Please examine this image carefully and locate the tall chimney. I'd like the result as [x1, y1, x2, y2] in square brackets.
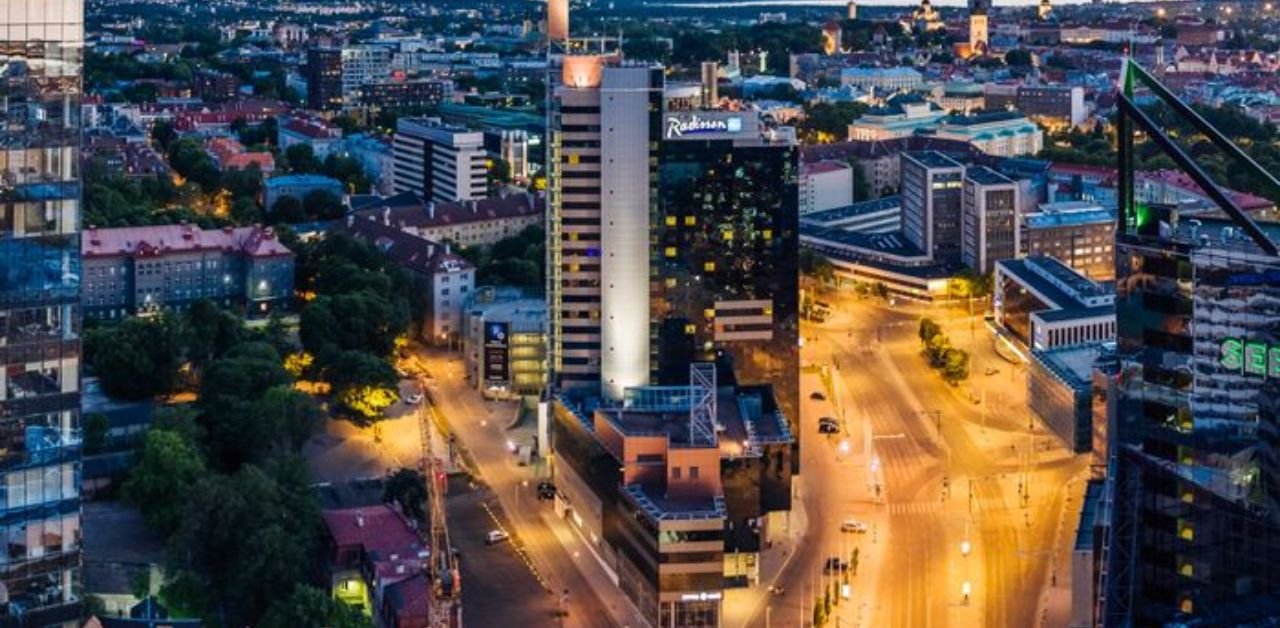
[701, 61, 719, 107]
[548, 0, 569, 42]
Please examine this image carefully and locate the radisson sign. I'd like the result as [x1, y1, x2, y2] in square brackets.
[1219, 338, 1280, 379]
[665, 114, 743, 139]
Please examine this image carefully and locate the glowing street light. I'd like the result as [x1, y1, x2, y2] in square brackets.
[961, 539, 972, 556]
[962, 581, 972, 603]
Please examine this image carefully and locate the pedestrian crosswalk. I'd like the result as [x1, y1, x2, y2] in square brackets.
[885, 496, 1013, 515]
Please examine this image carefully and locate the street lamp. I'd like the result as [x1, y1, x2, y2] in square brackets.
[960, 539, 971, 556]
[962, 581, 972, 604]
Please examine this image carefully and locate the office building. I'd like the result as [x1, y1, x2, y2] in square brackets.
[392, 118, 487, 203]
[357, 79, 451, 110]
[81, 225, 295, 320]
[1028, 343, 1108, 453]
[305, 47, 344, 110]
[1022, 201, 1116, 281]
[961, 166, 1019, 274]
[484, 129, 530, 182]
[983, 84, 1087, 130]
[551, 367, 792, 628]
[463, 291, 547, 396]
[0, 2, 85, 623]
[901, 151, 965, 263]
[994, 255, 1114, 351]
[799, 160, 853, 215]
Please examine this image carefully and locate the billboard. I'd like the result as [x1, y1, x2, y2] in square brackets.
[484, 322, 509, 385]
[663, 112, 749, 140]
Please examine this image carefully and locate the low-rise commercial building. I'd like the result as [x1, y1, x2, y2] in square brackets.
[81, 224, 295, 319]
[551, 365, 792, 628]
[1022, 201, 1116, 281]
[322, 505, 438, 628]
[463, 290, 547, 396]
[983, 84, 1087, 130]
[839, 66, 923, 92]
[277, 115, 344, 159]
[929, 111, 1043, 157]
[994, 255, 1114, 351]
[1028, 343, 1107, 453]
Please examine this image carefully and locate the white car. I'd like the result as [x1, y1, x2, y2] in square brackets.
[485, 530, 510, 545]
[405, 393, 423, 405]
[840, 518, 869, 534]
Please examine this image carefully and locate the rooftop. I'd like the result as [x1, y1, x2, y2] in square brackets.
[82, 224, 292, 259]
[264, 173, 343, 188]
[622, 483, 726, 521]
[800, 160, 851, 176]
[965, 165, 1014, 186]
[800, 196, 902, 228]
[350, 191, 544, 230]
[997, 256, 1113, 309]
[340, 215, 473, 276]
[1025, 203, 1115, 230]
[322, 505, 424, 560]
[904, 150, 964, 170]
[938, 110, 1029, 127]
[1032, 342, 1109, 391]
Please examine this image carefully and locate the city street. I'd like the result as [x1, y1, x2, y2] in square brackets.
[407, 348, 642, 628]
[765, 288, 1089, 628]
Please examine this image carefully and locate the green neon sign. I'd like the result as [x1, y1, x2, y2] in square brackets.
[1220, 339, 1280, 379]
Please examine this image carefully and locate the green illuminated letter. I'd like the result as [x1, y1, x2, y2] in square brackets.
[1245, 342, 1268, 377]
[1270, 347, 1280, 380]
[1221, 339, 1244, 372]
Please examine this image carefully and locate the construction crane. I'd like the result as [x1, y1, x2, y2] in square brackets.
[418, 375, 462, 628]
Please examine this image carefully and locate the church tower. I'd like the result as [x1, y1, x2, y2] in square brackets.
[1038, 0, 1054, 21]
[847, 0, 857, 20]
[969, 0, 990, 55]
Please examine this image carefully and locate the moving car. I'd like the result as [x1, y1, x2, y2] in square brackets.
[840, 518, 868, 534]
[485, 530, 510, 545]
[537, 481, 557, 501]
[823, 557, 849, 573]
[818, 417, 840, 434]
[810, 391, 826, 401]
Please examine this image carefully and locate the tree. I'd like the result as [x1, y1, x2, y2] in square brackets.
[488, 157, 512, 193]
[924, 332, 951, 368]
[320, 349, 399, 424]
[1004, 48, 1034, 67]
[272, 195, 306, 223]
[84, 315, 186, 400]
[799, 102, 868, 143]
[323, 153, 372, 193]
[198, 342, 292, 470]
[918, 317, 942, 345]
[301, 291, 406, 358]
[255, 385, 323, 452]
[303, 189, 345, 220]
[800, 249, 836, 283]
[942, 348, 970, 383]
[383, 467, 428, 522]
[285, 144, 323, 174]
[185, 299, 246, 372]
[260, 586, 373, 628]
[122, 429, 207, 535]
[152, 119, 178, 153]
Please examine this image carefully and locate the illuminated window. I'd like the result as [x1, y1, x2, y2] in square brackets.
[703, 308, 715, 320]
[1179, 562, 1194, 577]
[569, 232, 578, 241]
[684, 324, 696, 335]
[762, 229, 773, 239]
[704, 261, 716, 272]
[1179, 523, 1194, 541]
[722, 230, 733, 241]
[568, 153, 580, 165]
[665, 278, 677, 288]
[684, 216, 696, 226]
[665, 247, 677, 257]
[1180, 599, 1193, 614]
[1181, 490, 1194, 504]
[569, 263, 580, 273]
[665, 216, 677, 227]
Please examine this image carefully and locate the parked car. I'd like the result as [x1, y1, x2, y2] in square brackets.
[405, 393, 423, 405]
[840, 518, 868, 534]
[818, 417, 840, 434]
[823, 557, 849, 573]
[485, 530, 510, 545]
[810, 391, 826, 401]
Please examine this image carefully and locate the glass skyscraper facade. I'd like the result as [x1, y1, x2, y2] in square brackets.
[1104, 208, 1280, 625]
[0, 1, 84, 625]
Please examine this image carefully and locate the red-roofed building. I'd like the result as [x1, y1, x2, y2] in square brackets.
[81, 224, 294, 319]
[349, 191, 544, 248]
[204, 136, 275, 173]
[339, 215, 476, 345]
[322, 505, 439, 628]
[277, 115, 344, 159]
[172, 99, 290, 134]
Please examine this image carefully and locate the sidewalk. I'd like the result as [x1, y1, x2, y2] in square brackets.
[723, 475, 811, 628]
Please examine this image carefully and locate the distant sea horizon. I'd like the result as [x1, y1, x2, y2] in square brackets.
[643, 0, 1148, 7]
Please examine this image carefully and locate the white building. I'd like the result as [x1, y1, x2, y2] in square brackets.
[340, 45, 393, 103]
[392, 118, 487, 203]
[800, 160, 854, 215]
[839, 67, 924, 92]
